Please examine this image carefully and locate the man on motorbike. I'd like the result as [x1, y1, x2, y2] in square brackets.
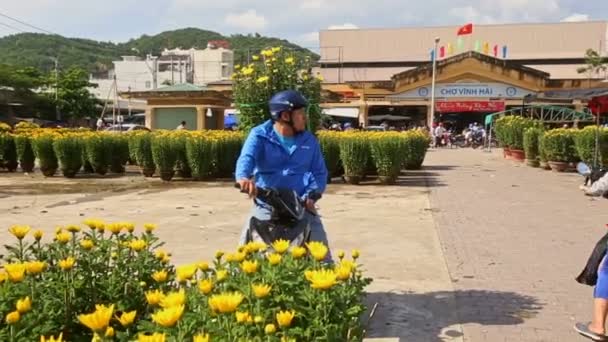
[580, 171, 608, 197]
[235, 90, 331, 257]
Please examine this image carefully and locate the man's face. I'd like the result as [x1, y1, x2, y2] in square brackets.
[282, 108, 307, 131]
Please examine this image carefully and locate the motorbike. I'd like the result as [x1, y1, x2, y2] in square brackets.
[577, 162, 607, 187]
[237, 185, 321, 249]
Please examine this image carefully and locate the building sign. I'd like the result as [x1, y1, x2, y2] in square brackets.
[435, 101, 505, 113]
[390, 83, 535, 99]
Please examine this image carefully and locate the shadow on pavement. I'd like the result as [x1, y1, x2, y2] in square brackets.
[364, 289, 542, 342]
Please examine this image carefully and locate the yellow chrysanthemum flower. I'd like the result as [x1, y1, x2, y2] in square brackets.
[285, 57, 295, 64]
[4, 263, 26, 282]
[254, 315, 263, 323]
[235, 311, 252, 323]
[145, 290, 165, 306]
[33, 229, 43, 241]
[291, 246, 307, 259]
[138, 332, 166, 342]
[25, 260, 46, 274]
[276, 310, 296, 328]
[9, 225, 30, 239]
[251, 55, 260, 61]
[244, 241, 266, 253]
[242, 67, 254, 76]
[352, 249, 361, 259]
[334, 264, 352, 281]
[40, 333, 64, 342]
[198, 279, 214, 295]
[160, 289, 186, 308]
[208, 292, 244, 313]
[267, 253, 282, 265]
[215, 250, 224, 259]
[154, 250, 167, 260]
[271, 239, 290, 254]
[55, 231, 71, 244]
[144, 223, 157, 233]
[252, 284, 272, 298]
[0, 270, 7, 283]
[256, 76, 270, 83]
[305, 269, 337, 290]
[78, 304, 114, 332]
[337, 250, 345, 259]
[58, 257, 75, 271]
[176, 264, 197, 283]
[80, 239, 95, 250]
[5, 310, 20, 324]
[16, 296, 32, 313]
[193, 334, 210, 342]
[107, 223, 123, 235]
[265, 323, 276, 334]
[66, 224, 81, 233]
[129, 239, 147, 252]
[307, 241, 328, 261]
[151, 304, 184, 327]
[215, 269, 228, 282]
[241, 260, 259, 274]
[197, 261, 209, 271]
[117, 310, 136, 327]
[105, 327, 115, 337]
[152, 270, 168, 283]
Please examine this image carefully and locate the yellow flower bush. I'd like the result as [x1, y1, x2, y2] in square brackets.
[0, 220, 371, 341]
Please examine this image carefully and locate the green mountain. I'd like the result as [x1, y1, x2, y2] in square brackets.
[0, 28, 318, 73]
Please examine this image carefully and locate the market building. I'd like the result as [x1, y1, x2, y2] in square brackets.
[318, 21, 608, 129]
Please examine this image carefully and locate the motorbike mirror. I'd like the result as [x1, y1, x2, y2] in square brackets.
[577, 162, 591, 176]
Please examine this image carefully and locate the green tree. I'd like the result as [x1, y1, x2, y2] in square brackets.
[577, 48, 607, 88]
[50, 67, 98, 121]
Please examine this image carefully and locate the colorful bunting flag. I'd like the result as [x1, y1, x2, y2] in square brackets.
[483, 42, 490, 55]
[447, 43, 453, 55]
[457, 37, 464, 51]
[493, 45, 498, 57]
[440, 46, 445, 58]
[474, 40, 481, 52]
[502, 45, 508, 59]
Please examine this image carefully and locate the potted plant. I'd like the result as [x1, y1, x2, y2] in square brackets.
[338, 133, 369, 184]
[318, 131, 342, 183]
[186, 132, 217, 180]
[370, 133, 404, 184]
[129, 132, 156, 177]
[0, 133, 18, 172]
[84, 133, 112, 175]
[505, 116, 536, 162]
[53, 134, 83, 178]
[14, 134, 35, 172]
[151, 132, 178, 181]
[494, 116, 511, 158]
[403, 130, 431, 170]
[173, 131, 192, 178]
[31, 132, 58, 177]
[214, 131, 244, 178]
[523, 127, 543, 167]
[542, 128, 576, 172]
[574, 125, 608, 167]
[107, 134, 130, 174]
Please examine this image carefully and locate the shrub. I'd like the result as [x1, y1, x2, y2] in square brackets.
[318, 131, 342, 179]
[214, 131, 244, 178]
[402, 130, 431, 170]
[538, 132, 548, 163]
[129, 132, 156, 177]
[0, 122, 11, 133]
[108, 134, 130, 174]
[151, 132, 179, 181]
[541, 128, 577, 162]
[14, 121, 40, 131]
[14, 134, 35, 172]
[523, 127, 543, 162]
[369, 132, 405, 183]
[574, 126, 608, 167]
[53, 134, 83, 178]
[173, 131, 192, 178]
[338, 133, 370, 183]
[31, 132, 59, 176]
[0, 221, 371, 341]
[186, 132, 217, 180]
[0, 133, 18, 172]
[85, 133, 112, 175]
[233, 46, 322, 132]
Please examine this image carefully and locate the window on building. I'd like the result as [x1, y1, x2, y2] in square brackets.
[145, 81, 151, 89]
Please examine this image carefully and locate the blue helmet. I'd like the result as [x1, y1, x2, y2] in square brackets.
[268, 90, 308, 120]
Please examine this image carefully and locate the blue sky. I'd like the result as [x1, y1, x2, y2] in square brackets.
[1, 0, 607, 48]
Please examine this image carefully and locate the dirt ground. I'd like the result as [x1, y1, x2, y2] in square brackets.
[0, 168, 458, 342]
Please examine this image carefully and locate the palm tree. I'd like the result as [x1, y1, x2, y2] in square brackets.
[577, 48, 607, 88]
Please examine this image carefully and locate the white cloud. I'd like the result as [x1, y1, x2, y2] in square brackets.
[224, 9, 267, 31]
[561, 13, 590, 22]
[327, 23, 358, 30]
[299, 31, 319, 44]
[300, 0, 325, 9]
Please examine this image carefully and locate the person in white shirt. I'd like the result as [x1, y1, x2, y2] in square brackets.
[96, 118, 104, 131]
[176, 121, 187, 130]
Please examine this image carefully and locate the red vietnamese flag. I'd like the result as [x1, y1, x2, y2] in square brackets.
[457, 23, 473, 35]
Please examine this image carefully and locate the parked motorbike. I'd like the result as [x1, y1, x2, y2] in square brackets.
[237, 185, 321, 249]
[577, 162, 607, 187]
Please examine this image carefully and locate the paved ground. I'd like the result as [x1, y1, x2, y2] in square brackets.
[426, 148, 608, 342]
[1, 148, 607, 341]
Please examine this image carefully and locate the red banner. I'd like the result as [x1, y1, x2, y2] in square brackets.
[435, 101, 505, 113]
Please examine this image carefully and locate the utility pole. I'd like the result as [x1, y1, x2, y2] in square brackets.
[145, 55, 158, 89]
[50, 57, 60, 121]
[429, 37, 440, 128]
[171, 55, 174, 85]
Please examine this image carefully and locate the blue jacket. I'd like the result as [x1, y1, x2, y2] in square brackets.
[235, 120, 328, 198]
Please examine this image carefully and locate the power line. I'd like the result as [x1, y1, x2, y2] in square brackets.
[0, 11, 57, 35]
[0, 21, 25, 33]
